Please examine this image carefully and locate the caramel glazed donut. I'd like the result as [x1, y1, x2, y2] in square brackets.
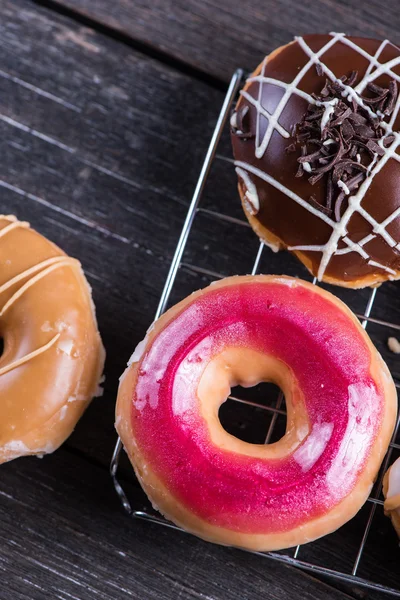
[231, 34, 400, 288]
[0, 216, 105, 463]
[117, 276, 397, 551]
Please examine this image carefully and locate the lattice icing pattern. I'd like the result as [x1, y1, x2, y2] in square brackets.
[232, 33, 400, 284]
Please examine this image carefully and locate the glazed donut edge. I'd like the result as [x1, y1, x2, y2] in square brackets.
[116, 275, 397, 551]
[239, 179, 400, 289]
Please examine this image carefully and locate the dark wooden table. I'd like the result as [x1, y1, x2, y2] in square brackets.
[1, 1, 400, 598]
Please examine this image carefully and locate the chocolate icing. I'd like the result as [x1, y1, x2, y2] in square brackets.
[231, 34, 400, 285]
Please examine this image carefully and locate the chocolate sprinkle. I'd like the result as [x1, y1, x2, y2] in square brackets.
[289, 67, 399, 218]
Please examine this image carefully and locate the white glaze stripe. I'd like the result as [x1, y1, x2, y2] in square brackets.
[358, 39, 388, 87]
[0, 256, 78, 295]
[255, 33, 345, 159]
[342, 236, 370, 260]
[235, 167, 260, 214]
[0, 218, 81, 378]
[236, 33, 400, 279]
[336, 37, 400, 92]
[240, 90, 290, 139]
[296, 36, 385, 126]
[0, 333, 61, 376]
[0, 258, 78, 316]
[368, 260, 396, 275]
[246, 75, 317, 105]
[234, 160, 336, 227]
[0, 220, 29, 239]
[255, 56, 267, 153]
[335, 233, 376, 256]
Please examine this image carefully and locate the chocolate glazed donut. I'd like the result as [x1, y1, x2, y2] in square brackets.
[231, 33, 400, 288]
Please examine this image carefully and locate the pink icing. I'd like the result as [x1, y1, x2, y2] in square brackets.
[132, 281, 384, 534]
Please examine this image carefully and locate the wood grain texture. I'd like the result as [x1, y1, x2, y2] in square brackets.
[0, 0, 222, 473]
[34, 0, 400, 82]
[0, 449, 362, 600]
[1, 0, 400, 598]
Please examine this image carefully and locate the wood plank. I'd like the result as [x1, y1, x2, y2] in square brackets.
[35, 0, 400, 82]
[0, 449, 358, 600]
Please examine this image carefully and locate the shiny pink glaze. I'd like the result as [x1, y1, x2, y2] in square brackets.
[132, 282, 384, 534]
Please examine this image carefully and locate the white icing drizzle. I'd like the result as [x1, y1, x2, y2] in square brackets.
[235, 167, 260, 214]
[320, 99, 338, 131]
[337, 180, 350, 195]
[0, 219, 29, 239]
[0, 256, 78, 295]
[0, 258, 79, 317]
[366, 152, 379, 175]
[230, 112, 238, 129]
[234, 161, 336, 227]
[354, 39, 388, 90]
[335, 232, 376, 256]
[0, 217, 81, 377]
[236, 33, 400, 280]
[0, 333, 60, 376]
[240, 90, 290, 139]
[302, 162, 312, 173]
[367, 259, 396, 275]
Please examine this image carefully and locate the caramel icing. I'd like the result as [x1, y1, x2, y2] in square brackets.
[0, 215, 105, 463]
[231, 34, 400, 287]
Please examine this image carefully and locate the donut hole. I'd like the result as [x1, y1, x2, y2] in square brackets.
[219, 382, 286, 445]
[199, 347, 307, 454]
[0, 338, 3, 357]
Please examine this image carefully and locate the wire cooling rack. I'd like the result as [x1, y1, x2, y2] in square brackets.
[111, 70, 400, 597]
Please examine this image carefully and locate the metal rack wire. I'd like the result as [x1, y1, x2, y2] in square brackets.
[111, 70, 400, 597]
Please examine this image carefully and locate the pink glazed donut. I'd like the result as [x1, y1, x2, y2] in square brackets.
[116, 275, 397, 551]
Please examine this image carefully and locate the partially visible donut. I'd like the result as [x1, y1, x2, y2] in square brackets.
[116, 275, 397, 551]
[0, 215, 105, 463]
[383, 458, 400, 537]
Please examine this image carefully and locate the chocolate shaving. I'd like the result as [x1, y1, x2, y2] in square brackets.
[288, 69, 398, 217]
[285, 142, 297, 154]
[368, 82, 386, 95]
[385, 81, 398, 115]
[335, 192, 346, 222]
[309, 194, 332, 216]
[383, 134, 396, 147]
[366, 139, 385, 156]
[326, 175, 334, 211]
[346, 71, 358, 87]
